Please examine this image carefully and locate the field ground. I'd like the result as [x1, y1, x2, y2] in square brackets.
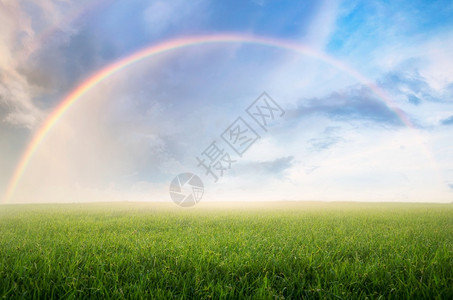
[0, 202, 452, 299]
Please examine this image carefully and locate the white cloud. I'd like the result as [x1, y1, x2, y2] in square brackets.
[0, 0, 90, 129]
[303, 0, 340, 49]
[0, 1, 39, 128]
[143, 0, 207, 36]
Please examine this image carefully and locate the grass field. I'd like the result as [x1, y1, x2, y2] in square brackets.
[0, 202, 452, 299]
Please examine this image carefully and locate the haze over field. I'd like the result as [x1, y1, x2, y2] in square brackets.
[1, 0, 453, 203]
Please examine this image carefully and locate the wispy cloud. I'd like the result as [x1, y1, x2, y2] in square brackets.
[234, 156, 295, 176]
[441, 116, 453, 125]
[143, 0, 207, 37]
[308, 136, 343, 152]
[288, 85, 405, 127]
[303, 0, 340, 49]
[378, 69, 439, 104]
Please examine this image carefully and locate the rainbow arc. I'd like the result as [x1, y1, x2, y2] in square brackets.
[3, 33, 438, 202]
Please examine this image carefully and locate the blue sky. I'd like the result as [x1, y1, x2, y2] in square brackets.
[1, 0, 452, 203]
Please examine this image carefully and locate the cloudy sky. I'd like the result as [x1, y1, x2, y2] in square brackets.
[1, 0, 453, 203]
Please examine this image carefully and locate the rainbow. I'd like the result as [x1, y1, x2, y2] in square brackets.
[2, 33, 431, 202]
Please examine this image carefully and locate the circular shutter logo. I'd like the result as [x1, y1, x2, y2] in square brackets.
[169, 173, 204, 207]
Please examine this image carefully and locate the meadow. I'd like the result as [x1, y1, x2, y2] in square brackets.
[0, 202, 452, 299]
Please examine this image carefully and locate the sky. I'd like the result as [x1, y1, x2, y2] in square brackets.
[1, 0, 453, 203]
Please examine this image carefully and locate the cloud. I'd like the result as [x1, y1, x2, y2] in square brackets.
[0, 0, 93, 129]
[378, 69, 439, 104]
[308, 136, 342, 152]
[143, 0, 207, 37]
[448, 183, 453, 190]
[256, 156, 295, 174]
[232, 156, 295, 177]
[407, 95, 421, 105]
[0, 1, 40, 129]
[303, 0, 340, 49]
[375, 60, 453, 106]
[288, 85, 405, 127]
[251, 0, 265, 6]
[441, 116, 453, 125]
[282, 65, 453, 130]
[0, 70, 42, 129]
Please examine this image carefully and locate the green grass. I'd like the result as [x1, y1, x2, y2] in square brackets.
[0, 202, 452, 299]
